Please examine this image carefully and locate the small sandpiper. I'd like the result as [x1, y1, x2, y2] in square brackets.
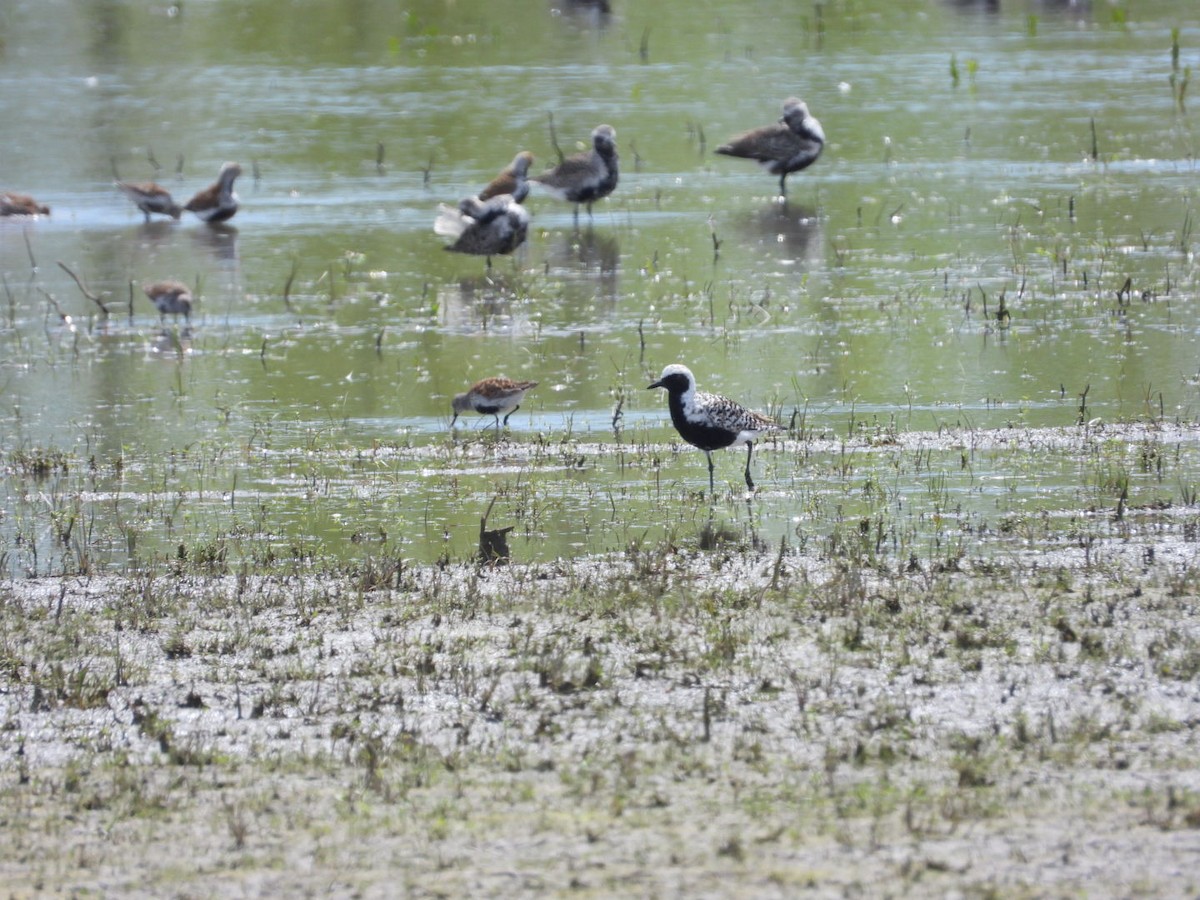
[435, 180, 531, 268]
[531, 124, 618, 225]
[117, 181, 183, 221]
[143, 280, 193, 322]
[0, 192, 50, 216]
[451, 377, 539, 431]
[715, 98, 825, 198]
[648, 363, 781, 492]
[478, 150, 534, 202]
[184, 162, 243, 223]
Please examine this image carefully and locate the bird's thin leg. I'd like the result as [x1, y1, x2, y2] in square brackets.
[779, 173, 787, 198]
[572, 205, 580, 229]
[705, 450, 715, 494]
[744, 443, 756, 491]
[450, 414, 459, 428]
[493, 415, 503, 432]
[502, 405, 519, 427]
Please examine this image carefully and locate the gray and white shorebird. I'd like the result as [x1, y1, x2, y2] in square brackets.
[450, 377, 539, 431]
[435, 180, 531, 268]
[0, 192, 50, 216]
[648, 363, 781, 492]
[715, 98, 825, 198]
[531, 124, 618, 224]
[184, 161, 243, 223]
[478, 150, 534, 202]
[143, 280, 193, 322]
[117, 181, 183, 221]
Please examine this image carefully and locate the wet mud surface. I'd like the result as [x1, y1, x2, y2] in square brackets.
[2, 518, 1198, 897]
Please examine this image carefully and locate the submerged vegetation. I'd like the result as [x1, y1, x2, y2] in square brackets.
[2, 419, 1197, 578]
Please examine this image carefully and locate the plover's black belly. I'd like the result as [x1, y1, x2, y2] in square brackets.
[567, 183, 602, 203]
[667, 404, 739, 451]
[767, 156, 794, 176]
[571, 168, 617, 204]
[203, 207, 237, 223]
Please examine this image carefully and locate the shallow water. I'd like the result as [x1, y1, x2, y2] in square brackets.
[1, 0, 1198, 572]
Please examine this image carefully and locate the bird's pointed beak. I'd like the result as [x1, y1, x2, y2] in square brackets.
[648, 379, 663, 390]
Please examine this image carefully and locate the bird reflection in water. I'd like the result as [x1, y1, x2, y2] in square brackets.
[147, 325, 194, 357]
[188, 222, 239, 265]
[436, 271, 532, 332]
[550, 0, 613, 29]
[549, 226, 619, 273]
[735, 204, 823, 265]
[132, 218, 181, 246]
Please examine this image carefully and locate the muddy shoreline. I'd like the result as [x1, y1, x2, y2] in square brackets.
[2, 530, 1198, 897]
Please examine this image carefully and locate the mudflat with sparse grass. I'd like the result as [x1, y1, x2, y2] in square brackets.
[2, 522, 1198, 897]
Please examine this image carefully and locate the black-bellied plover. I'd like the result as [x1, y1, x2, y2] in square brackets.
[450, 377, 539, 430]
[143, 280, 193, 322]
[117, 181, 183, 222]
[184, 162, 243, 223]
[531, 124, 618, 224]
[0, 192, 50, 216]
[435, 180, 531, 268]
[648, 363, 780, 492]
[478, 151, 534, 202]
[715, 98, 824, 198]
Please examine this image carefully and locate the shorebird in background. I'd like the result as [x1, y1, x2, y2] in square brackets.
[648, 363, 781, 492]
[478, 151, 534, 202]
[715, 98, 825, 198]
[0, 192, 50, 216]
[435, 180, 531, 268]
[143, 280, 193, 322]
[450, 377, 539, 431]
[117, 181, 183, 221]
[531, 124, 618, 225]
[184, 162, 243, 223]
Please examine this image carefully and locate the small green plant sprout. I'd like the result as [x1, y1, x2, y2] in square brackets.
[1169, 26, 1189, 111]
